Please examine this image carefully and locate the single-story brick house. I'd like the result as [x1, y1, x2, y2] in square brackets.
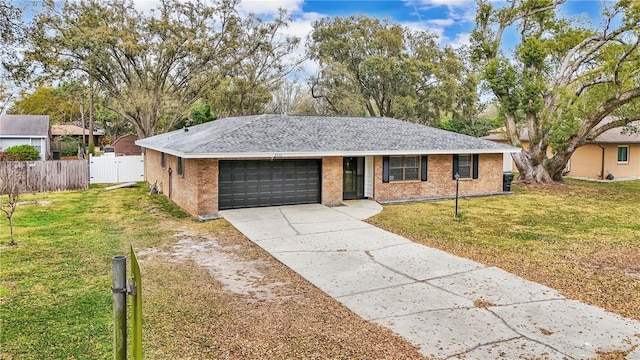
[484, 121, 640, 180]
[136, 114, 519, 218]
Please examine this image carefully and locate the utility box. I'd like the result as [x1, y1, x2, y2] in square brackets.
[503, 172, 515, 191]
[102, 146, 115, 157]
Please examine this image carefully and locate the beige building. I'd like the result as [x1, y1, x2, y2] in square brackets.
[484, 122, 640, 180]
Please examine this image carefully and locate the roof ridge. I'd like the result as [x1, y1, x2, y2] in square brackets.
[192, 114, 267, 152]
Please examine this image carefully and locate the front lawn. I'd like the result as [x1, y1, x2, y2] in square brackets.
[0, 185, 424, 359]
[368, 179, 640, 321]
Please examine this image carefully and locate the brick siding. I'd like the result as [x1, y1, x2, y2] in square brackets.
[144, 151, 504, 217]
[321, 156, 343, 206]
[373, 154, 503, 202]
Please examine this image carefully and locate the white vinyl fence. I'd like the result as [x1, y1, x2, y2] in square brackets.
[90, 154, 145, 184]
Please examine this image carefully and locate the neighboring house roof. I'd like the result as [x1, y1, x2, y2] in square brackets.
[591, 121, 640, 143]
[52, 124, 104, 136]
[482, 127, 529, 142]
[0, 115, 50, 137]
[137, 114, 519, 158]
[112, 134, 138, 145]
[484, 120, 640, 144]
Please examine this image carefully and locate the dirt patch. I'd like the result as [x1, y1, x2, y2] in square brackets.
[16, 200, 53, 207]
[538, 327, 554, 336]
[138, 228, 287, 302]
[140, 221, 427, 359]
[473, 299, 496, 308]
[573, 246, 640, 278]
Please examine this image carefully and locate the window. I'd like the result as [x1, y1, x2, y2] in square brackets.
[160, 152, 166, 169]
[30, 138, 41, 154]
[457, 154, 472, 178]
[453, 154, 479, 179]
[618, 146, 629, 163]
[382, 156, 428, 183]
[176, 156, 185, 177]
[388, 156, 419, 181]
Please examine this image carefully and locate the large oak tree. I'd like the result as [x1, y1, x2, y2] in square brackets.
[472, 0, 640, 182]
[307, 15, 480, 126]
[0, 0, 26, 113]
[207, 9, 304, 117]
[27, 0, 298, 138]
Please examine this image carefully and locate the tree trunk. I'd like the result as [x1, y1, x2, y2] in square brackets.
[513, 151, 554, 183]
[513, 148, 575, 183]
[80, 102, 86, 154]
[88, 80, 95, 154]
[8, 215, 15, 246]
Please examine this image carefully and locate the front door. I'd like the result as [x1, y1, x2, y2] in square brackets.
[343, 157, 364, 200]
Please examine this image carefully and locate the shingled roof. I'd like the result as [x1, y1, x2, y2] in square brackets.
[136, 114, 519, 158]
[51, 124, 104, 136]
[0, 115, 50, 137]
[484, 119, 640, 144]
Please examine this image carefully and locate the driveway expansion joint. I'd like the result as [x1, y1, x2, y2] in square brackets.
[483, 305, 577, 360]
[279, 209, 301, 235]
[334, 281, 418, 299]
[364, 248, 423, 283]
[221, 204, 640, 360]
[444, 335, 525, 360]
[419, 267, 488, 282]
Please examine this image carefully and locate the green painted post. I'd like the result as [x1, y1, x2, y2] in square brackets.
[112, 256, 127, 360]
[130, 245, 142, 360]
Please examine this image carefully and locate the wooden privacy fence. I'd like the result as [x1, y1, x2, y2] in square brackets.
[0, 160, 88, 193]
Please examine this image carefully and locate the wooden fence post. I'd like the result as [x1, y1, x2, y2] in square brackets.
[130, 246, 142, 360]
[112, 256, 127, 360]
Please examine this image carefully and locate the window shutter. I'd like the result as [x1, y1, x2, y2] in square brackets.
[421, 156, 428, 181]
[382, 156, 390, 183]
[452, 154, 459, 179]
[472, 154, 479, 179]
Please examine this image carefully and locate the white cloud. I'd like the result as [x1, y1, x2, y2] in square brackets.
[238, 0, 304, 16]
[426, 18, 455, 26]
[409, 0, 476, 22]
[128, 0, 306, 17]
[401, 20, 446, 40]
[280, 12, 327, 77]
[403, 0, 476, 47]
[412, 0, 474, 9]
[448, 32, 471, 49]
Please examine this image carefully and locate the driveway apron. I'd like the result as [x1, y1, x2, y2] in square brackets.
[220, 203, 640, 360]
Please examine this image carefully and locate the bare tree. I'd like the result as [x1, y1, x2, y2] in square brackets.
[0, 163, 24, 246]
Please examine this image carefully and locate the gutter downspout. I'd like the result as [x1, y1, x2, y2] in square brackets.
[597, 144, 605, 180]
[370, 156, 376, 201]
[167, 167, 173, 199]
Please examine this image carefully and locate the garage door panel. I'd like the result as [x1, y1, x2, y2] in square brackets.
[218, 159, 321, 210]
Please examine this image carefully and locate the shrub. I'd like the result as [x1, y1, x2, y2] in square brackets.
[5, 145, 40, 161]
[61, 143, 80, 157]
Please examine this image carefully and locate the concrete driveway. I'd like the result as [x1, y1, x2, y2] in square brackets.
[220, 202, 640, 359]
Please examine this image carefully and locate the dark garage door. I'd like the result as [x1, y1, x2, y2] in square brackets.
[218, 159, 321, 210]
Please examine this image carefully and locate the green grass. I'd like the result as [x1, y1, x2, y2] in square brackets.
[368, 179, 640, 320]
[0, 184, 186, 359]
[2, 179, 640, 358]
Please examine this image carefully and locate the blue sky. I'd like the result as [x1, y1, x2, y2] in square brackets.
[237, 0, 607, 47]
[231, 0, 609, 75]
[23, 0, 610, 78]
